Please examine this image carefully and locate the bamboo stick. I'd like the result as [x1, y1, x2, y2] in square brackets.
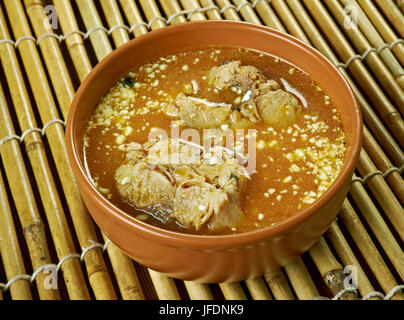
[324, 0, 404, 111]
[75, 0, 113, 60]
[337, 201, 404, 299]
[286, 0, 404, 165]
[302, 0, 404, 148]
[270, 0, 310, 43]
[98, 1, 187, 300]
[232, 0, 262, 24]
[219, 282, 247, 300]
[264, 269, 295, 300]
[349, 176, 404, 282]
[138, 0, 167, 30]
[21, 0, 75, 119]
[284, 0, 340, 74]
[258, 4, 402, 295]
[362, 125, 404, 205]
[374, 0, 404, 38]
[396, 0, 404, 12]
[131, 264, 158, 299]
[72, 0, 153, 300]
[283, 257, 320, 300]
[343, 78, 404, 168]
[342, 78, 404, 166]
[257, 2, 403, 296]
[248, 0, 286, 31]
[290, 1, 404, 164]
[326, 221, 382, 300]
[0, 3, 61, 301]
[0, 173, 32, 300]
[160, 0, 187, 24]
[69, 0, 177, 300]
[357, 0, 404, 67]
[99, 0, 130, 47]
[230, 9, 332, 300]
[102, 236, 145, 300]
[180, 0, 207, 21]
[230, 6, 362, 298]
[148, 270, 180, 300]
[118, 0, 148, 36]
[16, 0, 118, 300]
[339, 0, 404, 89]
[0, 86, 60, 300]
[199, 0, 223, 20]
[52, 0, 93, 82]
[216, 0, 241, 21]
[356, 149, 404, 242]
[183, 281, 214, 300]
[309, 238, 357, 300]
[244, 277, 272, 300]
[0, 9, 91, 300]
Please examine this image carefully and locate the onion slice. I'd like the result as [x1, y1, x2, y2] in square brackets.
[280, 78, 308, 108]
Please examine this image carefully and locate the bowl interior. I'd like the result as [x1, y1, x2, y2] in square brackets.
[67, 21, 362, 246]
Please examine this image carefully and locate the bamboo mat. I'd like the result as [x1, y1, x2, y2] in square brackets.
[0, 0, 403, 301]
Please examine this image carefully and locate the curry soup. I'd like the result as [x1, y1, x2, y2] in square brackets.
[84, 47, 346, 235]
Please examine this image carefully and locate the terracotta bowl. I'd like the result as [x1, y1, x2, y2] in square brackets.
[66, 21, 362, 283]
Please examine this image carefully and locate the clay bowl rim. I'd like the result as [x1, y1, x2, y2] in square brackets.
[66, 20, 363, 251]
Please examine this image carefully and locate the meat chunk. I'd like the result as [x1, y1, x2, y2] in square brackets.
[120, 142, 145, 163]
[115, 162, 174, 208]
[147, 138, 202, 165]
[256, 89, 300, 128]
[172, 157, 246, 230]
[114, 138, 247, 231]
[206, 60, 302, 128]
[172, 61, 302, 130]
[237, 65, 266, 91]
[251, 79, 281, 98]
[176, 93, 232, 129]
[207, 61, 241, 89]
[173, 179, 243, 231]
[207, 60, 265, 91]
